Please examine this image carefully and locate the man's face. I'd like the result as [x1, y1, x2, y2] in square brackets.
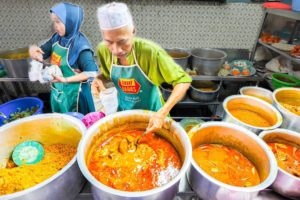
[102, 26, 135, 59]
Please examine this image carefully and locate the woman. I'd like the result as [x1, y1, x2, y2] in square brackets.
[29, 2, 98, 115]
[92, 2, 191, 132]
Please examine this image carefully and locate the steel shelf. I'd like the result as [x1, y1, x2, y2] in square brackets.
[258, 40, 300, 64]
[266, 8, 300, 21]
[176, 96, 220, 106]
[191, 74, 263, 82]
[0, 77, 30, 82]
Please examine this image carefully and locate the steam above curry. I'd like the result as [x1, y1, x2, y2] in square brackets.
[87, 129, 181, 191]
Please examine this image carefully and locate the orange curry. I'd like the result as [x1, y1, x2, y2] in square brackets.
[268, 143, 300, 178]
[87, 130, 181, 191]
[193, 144, 260, 187]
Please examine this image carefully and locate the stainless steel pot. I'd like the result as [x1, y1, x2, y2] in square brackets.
[0, 47, 31, 78]
[273, 88, 300, 132]
[191, 48, 227, 76]
[0, 114, 86, 200]
[77, 110, 192, 200]
[223, 95, 282, 134]
[165, 48, 191, 70]
[240, 86, 273, 104]
[259, 129, 300, 200]
[187, 122, 278, 200]
[160, 83, 173, 101]
[189, 80, 221, 102]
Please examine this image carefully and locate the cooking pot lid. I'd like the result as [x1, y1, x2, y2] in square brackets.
[12, 140, 44, 166]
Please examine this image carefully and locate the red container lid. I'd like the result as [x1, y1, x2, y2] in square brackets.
[263, 2, 291, 10]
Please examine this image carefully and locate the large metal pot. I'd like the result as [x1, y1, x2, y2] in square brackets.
[77, 110, 192, 200]
[240, 86, 273, 104]
[187, 122, 278, 200]
[259, 129, 300, 200]
[273, 87, 300, 132]
[165, 48, 191, 70]
[223, 95, 282, 134]
[191, 48, 227, 76]
[0, 114, 86, 200]
[189, 80, 221, 102]
[0, 47, 31, 78]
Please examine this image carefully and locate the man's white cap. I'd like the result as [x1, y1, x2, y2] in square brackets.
[97, 2, 133, 30]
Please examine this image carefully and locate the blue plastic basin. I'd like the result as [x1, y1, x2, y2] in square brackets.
[0, 97, 44, 126]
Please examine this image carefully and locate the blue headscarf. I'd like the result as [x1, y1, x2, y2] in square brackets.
[50, 2, 93, 66]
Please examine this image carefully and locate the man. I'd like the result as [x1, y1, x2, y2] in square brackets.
[92, 2, 191, 133]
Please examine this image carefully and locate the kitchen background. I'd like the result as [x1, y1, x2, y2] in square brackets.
[1, 0, 266, 50]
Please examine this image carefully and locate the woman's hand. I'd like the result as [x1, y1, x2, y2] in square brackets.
[29, 45, 44, 62]
[51, 74, 67, 83]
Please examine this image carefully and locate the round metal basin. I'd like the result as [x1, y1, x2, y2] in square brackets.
[77, 110, 192, 200]
[223, 95, 282, 134]
[191, 48, 227, 76]
[260, 129, 300, 200]
[187, 122, 278, 200]
[273, 87, 300, 132]
[240, 86, 273, 104]
[165, 48, 191, 70]
[0, 114, 86, 200]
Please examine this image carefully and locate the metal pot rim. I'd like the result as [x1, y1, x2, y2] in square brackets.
[259, 128, 300, 181]
[240, 86, 273, 96]
[273, 87, 300, 118]
[191, 48, 227, 61]
[189, 121, 278, 192]
[190, 82, 221, 93]
[77, 110, 192, 197]
[165, 48, 191, 59]
[0, 113, 86, 199]
[223, 95, 282, 130]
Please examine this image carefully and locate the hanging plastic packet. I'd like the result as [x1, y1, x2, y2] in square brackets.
[100, 87, 118, 115]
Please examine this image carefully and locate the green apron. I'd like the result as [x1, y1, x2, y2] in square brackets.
[50, 42, 83, 113]
[110, 48, 164, 111]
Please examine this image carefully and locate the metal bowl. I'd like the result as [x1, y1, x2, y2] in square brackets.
[0, 47, 31, 78]
[165, 48, 191, 70]
[160, 83, 173, 101]
[0, 114, 86, 200]
[189, 80, 221, 102]
[273, 87, 300, 132]
[187, 122, 278, 200]
[223, 95, 282, 134]
[191, 48, 227, 76]
[259, 129, 300, 200]
[77, 110, 192, 200]
[240, 86, 273, 104]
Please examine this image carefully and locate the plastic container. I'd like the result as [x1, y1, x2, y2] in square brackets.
[82, 111, 105, 128]
[0, 97, 44, 126]
[65, 112, 85, 120]
[292, 0, 300, 12]
[272, 73, 300, 89]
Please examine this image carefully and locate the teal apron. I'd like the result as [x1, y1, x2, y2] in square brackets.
[50, 42, 94, 114]
[110, 48, 164, 111]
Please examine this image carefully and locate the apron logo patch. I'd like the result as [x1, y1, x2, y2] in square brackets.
[118, 78, 141, 94]
[51, 52, 62, 66]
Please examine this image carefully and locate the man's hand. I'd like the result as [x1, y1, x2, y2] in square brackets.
[146, 110, 170, 133]
[91, 78, 106, 96]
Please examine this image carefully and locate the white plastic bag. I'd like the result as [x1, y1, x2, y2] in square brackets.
[42, 65, 63, 82]
[29, 60, 43, 82]
[100, 87, 118, 115]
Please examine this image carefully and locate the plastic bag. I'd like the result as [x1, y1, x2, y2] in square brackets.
[29, 60, 44, 82]
[100, 87, 118, 115]
[42, 65, 63, 82]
